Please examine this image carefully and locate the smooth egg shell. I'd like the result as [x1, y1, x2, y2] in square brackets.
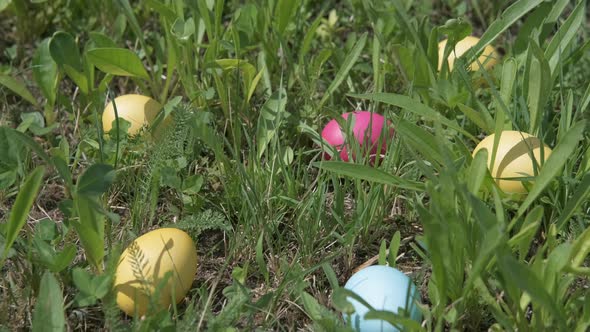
[344, 265, 422, 331]
[321, 111, 394, 164]
[102, 94, 162, 136]
[472, 131, 552, 194]
[438, 36, 499, 72]
[114, 228, 198, 316]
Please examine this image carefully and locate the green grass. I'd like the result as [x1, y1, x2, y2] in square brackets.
[1, 0, 590, 331]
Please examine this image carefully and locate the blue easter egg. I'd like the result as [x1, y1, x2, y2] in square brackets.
[343, 265, 422, 331]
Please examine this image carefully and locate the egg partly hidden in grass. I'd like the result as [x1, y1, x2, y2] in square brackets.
[438, 36, 499, 72]
[472, 131, 552, 194]
[113, 228, 198, 317]
[102, 94, 162, 136]
[321, 111, 394, 164]
[343, 265, 422, 332]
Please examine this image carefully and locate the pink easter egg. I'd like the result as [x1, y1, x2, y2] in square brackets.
[320, 111, 394, 164]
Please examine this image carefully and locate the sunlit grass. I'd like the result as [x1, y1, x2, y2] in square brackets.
[0, 0, 589, 331]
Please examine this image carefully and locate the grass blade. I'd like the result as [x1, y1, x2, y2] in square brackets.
[364, 310, 423, 331]
[568, 226, 590, 271]
[463, 223, 504, 293]
[498, 58, 518, 129]
[580, 82, 590, 114]
[2, 166, 46, 263]
[457, 103, 494, 133]
[388, 231, 401, 268]
[86, 48, 150, 79]
[0, 74, 38, 106]
[146, 0, 176, 21]
[468, 149, 489, 195]
[10, 129, 52, 163]
[509, 205, 543, 260]
[32, 271, 65, 332]
[497, 254, 566, 326]
[556, 173, 590, 231]
[378, 240, 387, 265]
[74, 196, 106, 270]
[465, 0, 544, 65]
[298, 12, 323, 64]
[526, 40, 551, 134]
[49, 31, 83, 72]
[516, 120, 587, 220]
[544, 0, 586, 75]
[513, 1, 553, 53]
[351, 93, 476, 141]
[113, 0, 150, 60]
[76, 164, 116, 196]
[396, 118, 446, 167]
[275, 0, 300, 35]
[300, 291, 325, 321]
[74, 164, 115, 271]
[32, 38, 58, 107]
[256, 232, 269, 284]
[319, 32, 367, 108]
[321, 263, 340, 290]
[314, 161, 424, 191]
[256, 88, 287, 158]
[390, 0, 428, 58]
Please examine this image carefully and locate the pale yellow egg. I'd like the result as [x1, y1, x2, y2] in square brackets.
[472, 131, 552, 194]
[113, 228, 198, 316]
[102, 94, 162, 136]
[438, 36, 499, 72]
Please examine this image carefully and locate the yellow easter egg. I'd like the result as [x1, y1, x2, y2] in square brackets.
[472, 131, 552, 194]
[113, 228, 197, 316]
[102, 94, 162, 136]
[438, 36, 499, 72]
